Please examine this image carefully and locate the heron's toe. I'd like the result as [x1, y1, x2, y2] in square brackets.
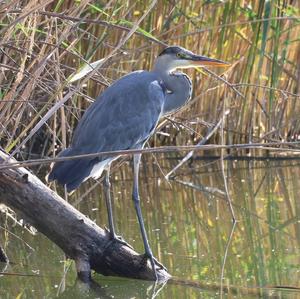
[114, 235, 133, 249]
[105, 227, 133, 249]
[142, 253, 167, 272]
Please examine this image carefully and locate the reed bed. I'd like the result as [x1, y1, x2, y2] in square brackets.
[0, 0, 300, 161]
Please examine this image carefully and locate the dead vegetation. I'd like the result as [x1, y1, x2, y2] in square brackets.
[0, 0, 300, 163]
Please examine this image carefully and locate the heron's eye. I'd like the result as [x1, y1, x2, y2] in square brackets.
[176, 53, 188, 59]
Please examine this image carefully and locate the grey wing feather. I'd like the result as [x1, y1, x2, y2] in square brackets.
[72, 71, 165, 154]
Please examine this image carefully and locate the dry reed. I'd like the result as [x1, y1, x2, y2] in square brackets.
[0, 0, 300, 161]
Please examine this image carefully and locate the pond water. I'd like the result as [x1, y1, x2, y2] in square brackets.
[1, 155, 300, 298]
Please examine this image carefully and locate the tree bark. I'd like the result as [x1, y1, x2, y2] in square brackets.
[0, 150, 170, 281]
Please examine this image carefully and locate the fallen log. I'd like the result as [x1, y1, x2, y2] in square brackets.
[0, 150, 170, 281]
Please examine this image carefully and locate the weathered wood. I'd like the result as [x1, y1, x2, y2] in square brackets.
[0, 151, 170, 281]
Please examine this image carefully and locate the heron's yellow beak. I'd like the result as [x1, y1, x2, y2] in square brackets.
[190, 55, 230, 67]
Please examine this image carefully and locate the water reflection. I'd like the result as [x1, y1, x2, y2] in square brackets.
[56, 278, 167, 299]
[0, 156, 299, 298]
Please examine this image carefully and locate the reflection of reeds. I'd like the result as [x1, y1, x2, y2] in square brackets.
[66, 156, 299, 295]
[1, 1, 300, 161]
[100, 157, 300, 293]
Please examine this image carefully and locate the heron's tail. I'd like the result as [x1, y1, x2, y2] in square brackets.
[47, 147, 94, 192]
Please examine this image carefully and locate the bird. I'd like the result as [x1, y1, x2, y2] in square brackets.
[47, 46, 229, 280]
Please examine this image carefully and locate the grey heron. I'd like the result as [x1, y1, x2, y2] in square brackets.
[47, 46, 228, 280]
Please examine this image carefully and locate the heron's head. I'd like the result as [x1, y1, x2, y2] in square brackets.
[155, 46, 229, 72]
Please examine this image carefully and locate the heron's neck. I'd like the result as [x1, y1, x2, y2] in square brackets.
[153, 66, 192, 115]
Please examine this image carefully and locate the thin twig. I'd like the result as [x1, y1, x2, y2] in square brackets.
[165, 114, 227, 180]
[0, 225, 34, 251]
[220, 97, 236, 222]
[232, 83, 300, 98]
[220, 221, 237, 299]
[203, 68, 245, 100]
[169, 16, 300, 39]
[2, 141, 300, 171]
[219, 89, 236, 298]
[3, 9, 167, 46]
[171, 178, 225, 197]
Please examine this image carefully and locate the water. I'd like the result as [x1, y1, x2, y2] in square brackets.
[1, 156, 300, 298]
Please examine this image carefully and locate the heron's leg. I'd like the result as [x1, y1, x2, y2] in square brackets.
[103, 167, 133, 249]
[103, 167, 117, 239]
[132, 154, 165, 279]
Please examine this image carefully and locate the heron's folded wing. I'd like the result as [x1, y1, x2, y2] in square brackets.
[71, 72, 165, 156]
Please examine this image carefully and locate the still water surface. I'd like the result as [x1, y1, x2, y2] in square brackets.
[0, 156, 299, 298]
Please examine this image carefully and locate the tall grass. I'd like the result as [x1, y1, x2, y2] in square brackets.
[0, 0, 299, 161]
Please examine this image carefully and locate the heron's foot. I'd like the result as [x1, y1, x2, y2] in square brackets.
[142, 253, 167, 272]
[104, 227, 133, 249]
